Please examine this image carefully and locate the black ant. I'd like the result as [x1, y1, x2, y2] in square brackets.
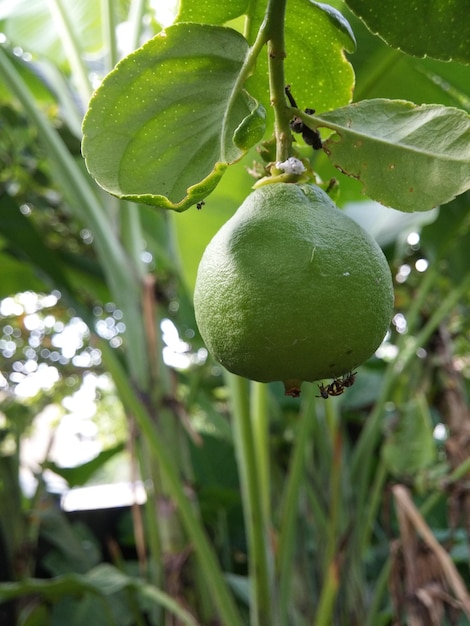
[316, 371, 357, 399]
[196, 201, 205, 210]
[285, 85, 322, 151]
[316, 383, 330, 399]
[340, 370, 357, 388]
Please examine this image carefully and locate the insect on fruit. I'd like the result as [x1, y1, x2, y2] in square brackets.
[316, 383, 330, 399]
[316, 379, 344, 398]
[341, 370, 357, 388]
[196, 201, 205, 210]
[316, 371, 357, 399]
[326, 379, 344, 396]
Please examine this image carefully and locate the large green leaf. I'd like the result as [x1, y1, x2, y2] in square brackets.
[246, 0, 356, 136]
[82, 23, 264, 211]
[303, 99, 470, 212]
[345, 0, 470, 64]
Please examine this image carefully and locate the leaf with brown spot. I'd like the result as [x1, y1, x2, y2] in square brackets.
[300, 99, 470, 212]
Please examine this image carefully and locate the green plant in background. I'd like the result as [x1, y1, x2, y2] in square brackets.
[0, 1, 469, 625]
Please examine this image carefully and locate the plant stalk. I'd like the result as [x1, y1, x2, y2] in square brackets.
[278, 385, 318, 624]
[101, 0, 119, 72]
[227, 373, 274, 626]
[46, 0, 93, 106]
[127, 0, 147, 54]
[265, 0, 292, 162]
[251, 381, 271, 524]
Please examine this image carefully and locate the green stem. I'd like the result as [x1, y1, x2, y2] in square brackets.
[359, 459, 388, 554]
[312, 399, 342, 626]
[47, 0, 93, 106]
[364, 558, 391, 626]
[223, 0, 291, 163]
[278, 385, 318, 624]
[251, 382, 271, 523]
[139, 584, 200, 626]
[227, 373, 273, 626]
[135, 442, 163, 622]
[314, 561, 340, 626]
[101, 0, 119, 71]
[120, 202, 146, 280]
[324, 400, 341, 568]
[127, 0, 147, 53]
[265, 0, 291, 162]
[101, 343, 244, 626]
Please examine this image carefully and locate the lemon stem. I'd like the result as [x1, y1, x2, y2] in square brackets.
[265, 0, 292, 163]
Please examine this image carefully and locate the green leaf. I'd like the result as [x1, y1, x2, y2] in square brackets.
[311, 1, 357, 47]
[176, 0, 249, 24]
[246, 0, 356, 135]
[306, 99, 470, 212]
[347, 10, 470, 109]
[38, 511, 102, 575]
[345, 0, 470, 64]
[233, 95, 266, 150]
[0, 564, 199, 626]
[82, 23, 263, 211]
[382, 395, 436, 478]
[42, 442, 125, 488]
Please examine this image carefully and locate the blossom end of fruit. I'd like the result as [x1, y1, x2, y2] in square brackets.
[284, 379, 302, 398]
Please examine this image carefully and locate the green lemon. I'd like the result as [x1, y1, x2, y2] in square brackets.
[194, 183, 394, 395]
